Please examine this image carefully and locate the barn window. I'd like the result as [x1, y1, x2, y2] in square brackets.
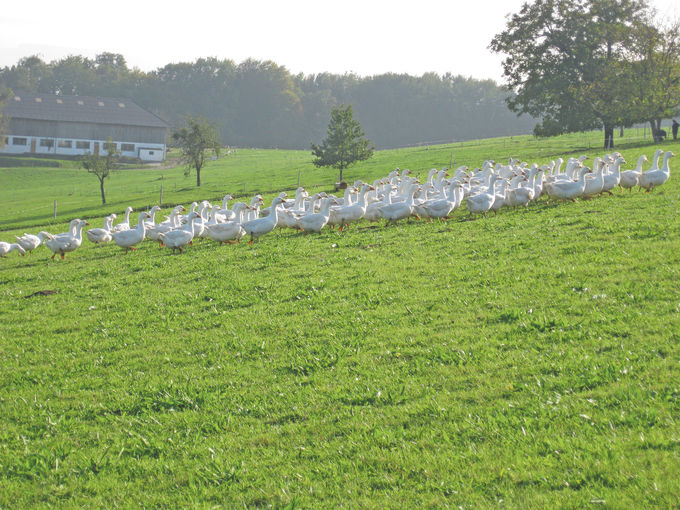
[76, 141, 91, 149]
[118, 103, 126, 108]
[98, 101, 105, 106]
[40, 138, 54, 148]
[58, 140, 72, 148]
[14, 96, 21, 101]
[12, 137, 27, 145]
[35, 97, 42, 103]
[56, 99, 63, 104]
[77, 100, 84, 105]
[121, 143, 135, 152]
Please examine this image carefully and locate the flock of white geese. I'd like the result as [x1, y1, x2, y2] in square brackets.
[0, 148, 674, 259]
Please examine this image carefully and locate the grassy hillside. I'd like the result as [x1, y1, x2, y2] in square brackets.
[0, 131, 679, 507]
[0, 127, 665, 232]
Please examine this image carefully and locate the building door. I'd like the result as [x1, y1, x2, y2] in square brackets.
[94, 142, 99, 156]
[30, 139, 36, 153]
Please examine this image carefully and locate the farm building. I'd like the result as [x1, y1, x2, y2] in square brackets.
[1, 92, 168, 162]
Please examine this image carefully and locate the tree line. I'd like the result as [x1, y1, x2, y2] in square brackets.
[0, 53, 535, 149]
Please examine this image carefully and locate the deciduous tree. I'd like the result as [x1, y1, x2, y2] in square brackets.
[631, 20, 680, 141]
[80, 139, 119, 205]
[490, 0, 658, 149]
[172, 116, 221, 187]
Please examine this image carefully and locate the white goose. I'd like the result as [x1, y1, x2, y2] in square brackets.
[112, 212, 150, 253]
[242, 201, 283, 244]
[466, 174, 501, 217]
[490, 180, 511, 214]
[41, 219, 89, 260]
[420, 182, 464, 221]
[146, 206, 185, 241]
[508, 173, 534, 208]
[245, 195, 265, 221]
[0, 242, 26, 257]
[333, 184, 374, 230]
[620, 154, 649, 191]
[213, 194, 236, 222]
[86, 214, 117, 244]
[328, 187, 358, 228]
[379, 183, 421, 226]
[159, 212, 199, 254]
[364, 187, 393, 222]
[15, 232, 48, 254]
[204, 203, 250, 244]
[298, 197, 336, 233]
[601, 156, 625, 195]
[180, 202, 199, 224]
[639, 151, 674, 191]
[546, 167, 591, 202]
[582, 159, 605, 198]
[112, 207, 133, 232]
[143, 206, 162, 229]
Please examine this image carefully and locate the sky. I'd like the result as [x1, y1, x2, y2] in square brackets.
[1, 0, 679, 84]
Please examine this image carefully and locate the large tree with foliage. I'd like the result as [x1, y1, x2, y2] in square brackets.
[311, 104, 374, 183]
[630, 20, 680, 141]
[172, 116, 221, 187]
[80, 139, 119, 205]
[490, 0, 664, 149]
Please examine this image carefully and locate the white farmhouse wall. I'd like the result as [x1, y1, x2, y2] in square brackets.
[139, 147, 165, 162]
[1, 135, 166, 161]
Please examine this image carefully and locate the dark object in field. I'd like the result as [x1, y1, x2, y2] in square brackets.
[673, 119, 679, 140]
[653, 128, 667, 141]
[25, 289, 59, 298]
[334, 181, 348, 191]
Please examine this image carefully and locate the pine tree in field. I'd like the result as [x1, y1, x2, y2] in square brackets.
[311, 104, 374, 184]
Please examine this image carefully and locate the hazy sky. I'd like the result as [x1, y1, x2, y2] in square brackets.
[1, 0, 679, 84]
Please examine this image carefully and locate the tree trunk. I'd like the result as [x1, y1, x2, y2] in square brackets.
[99, 177, 106, 205]
[196, 166, 201, 187]
[650, 119, 663, 143]
[338, 167, 344, 183]
[603, 124, 614, 149]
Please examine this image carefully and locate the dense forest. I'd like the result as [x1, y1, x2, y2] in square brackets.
[0, 54, 535, 149]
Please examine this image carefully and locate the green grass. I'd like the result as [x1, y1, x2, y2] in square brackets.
[0, 130, 679, 507]
[0, 127, 666, 231]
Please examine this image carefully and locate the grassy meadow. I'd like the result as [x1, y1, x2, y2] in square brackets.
[0, 130, 679, 507]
